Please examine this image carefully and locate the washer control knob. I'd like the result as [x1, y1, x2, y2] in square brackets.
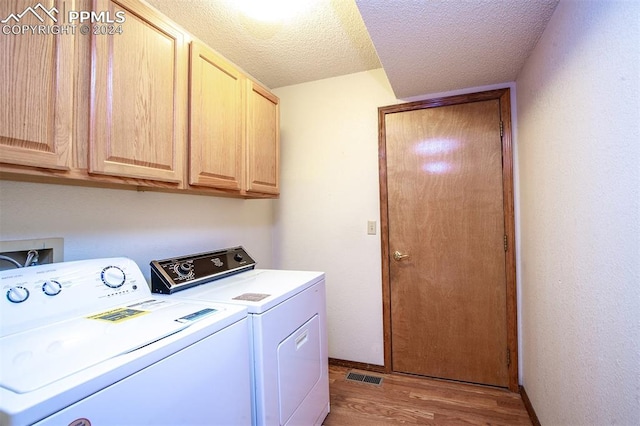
[7, 286, 30, 303]
[234, 253, 244, 262]
[101, 266, 126, 288]
[42, 280, 62, 296]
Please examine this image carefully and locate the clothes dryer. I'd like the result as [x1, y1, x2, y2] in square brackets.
[151, 248, 329, 426]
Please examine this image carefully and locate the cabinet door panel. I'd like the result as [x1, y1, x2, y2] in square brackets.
[246, 81, 279, 195]
[189, 41, 243, 190]
[90, 0, 186, 183]
[0, 0, 73, 170]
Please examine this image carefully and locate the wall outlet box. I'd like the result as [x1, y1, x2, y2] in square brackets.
[0, 238, 64, 271]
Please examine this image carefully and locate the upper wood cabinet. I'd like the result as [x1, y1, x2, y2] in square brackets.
[189, 41, 244, 191]
[89, 0, 187, 184]
[1, 0, 279, 198]
[246, 80, 280, 195]
[188, 43, 280, 197]
[0, 0, 74, 171]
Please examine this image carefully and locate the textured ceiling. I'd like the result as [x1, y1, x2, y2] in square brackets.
[144, 0, 381, 89]
[144, 0, 559, 99]
[356, 0, 560, 98]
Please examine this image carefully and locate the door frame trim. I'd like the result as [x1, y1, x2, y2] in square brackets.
[377, 88, 518, 392]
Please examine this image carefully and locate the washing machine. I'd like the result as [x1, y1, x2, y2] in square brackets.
[0, 257, 252, 426]
[151, 247, 329, 426]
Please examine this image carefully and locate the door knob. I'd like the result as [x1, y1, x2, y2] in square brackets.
[393, 250, 410, 261]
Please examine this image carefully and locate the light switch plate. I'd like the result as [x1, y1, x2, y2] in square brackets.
[367, 221, 377, 235]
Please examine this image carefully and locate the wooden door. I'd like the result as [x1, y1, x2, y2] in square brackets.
[90, 0, 186, 183]
[0, 0, 74, 170]
[245, 80, 279, 195]
[379, 90, 517, 389]
[189, 40, 244, 191]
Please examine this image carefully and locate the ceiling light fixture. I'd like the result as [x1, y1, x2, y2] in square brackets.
[231, 0, 318, 23]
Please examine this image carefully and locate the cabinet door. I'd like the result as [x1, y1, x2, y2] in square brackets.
[90, 0, 186, 183]
[246, 80, 279, 195]
[0, 0, 73, 170]
[189, 41, 244, 190]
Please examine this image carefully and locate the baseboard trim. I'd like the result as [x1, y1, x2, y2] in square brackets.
[519, 385, 541, 426]
[328, 358, 387, 374]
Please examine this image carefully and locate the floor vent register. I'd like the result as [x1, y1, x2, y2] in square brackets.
[345, 371, 383, 386]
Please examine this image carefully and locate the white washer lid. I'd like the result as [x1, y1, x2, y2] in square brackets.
[171, 269, 325, 313]
[0, 298, 219, 393]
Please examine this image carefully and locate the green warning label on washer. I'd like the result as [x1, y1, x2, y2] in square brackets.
[87, 307, 148, 323]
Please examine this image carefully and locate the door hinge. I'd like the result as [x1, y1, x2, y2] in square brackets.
[500, 121, 504, 138]
[507, 349, 511, 366]
[504, 235, 508, 252]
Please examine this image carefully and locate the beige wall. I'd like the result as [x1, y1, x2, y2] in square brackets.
[272, 69, 397, 364]
[0, 181, 276, 280]
[516, 0, 640, 424]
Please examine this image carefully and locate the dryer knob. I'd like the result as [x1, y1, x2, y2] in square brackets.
[234, 253, 244, 262]
[178, 262, 193, 275]
[101, 266, 126, 288]
[42, 280, 62, 296]
[7, 286, 30, 303]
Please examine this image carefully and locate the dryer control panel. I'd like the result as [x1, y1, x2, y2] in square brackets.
[150, 246, 256, 294]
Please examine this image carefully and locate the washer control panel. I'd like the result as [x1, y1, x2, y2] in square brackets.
[150, 246, 255, 294]
[0, 257, 148, 336]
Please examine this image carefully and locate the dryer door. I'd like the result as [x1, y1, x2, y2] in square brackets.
[277, 314, 321, 424]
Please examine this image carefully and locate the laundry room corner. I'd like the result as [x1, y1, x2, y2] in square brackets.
[272, 69, 399, 366]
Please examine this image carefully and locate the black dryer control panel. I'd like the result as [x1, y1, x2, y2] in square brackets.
[150, 246, 255, 294]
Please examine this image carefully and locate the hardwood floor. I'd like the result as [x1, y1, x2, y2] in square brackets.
[323, 365, 532, 425]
